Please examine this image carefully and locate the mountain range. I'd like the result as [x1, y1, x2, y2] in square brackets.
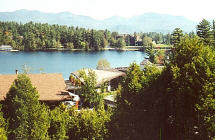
[0, 9, 200, 33]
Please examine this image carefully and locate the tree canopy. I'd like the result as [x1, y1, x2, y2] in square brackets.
[3, 74, 50, 140]
[77, 70, 103, 109]
[111, 35, 215, 140]
[197, 19, 213, 46]
[171, 28, 183, 47]
[96, 59, 111, 70]
[0, 106, 7, 140]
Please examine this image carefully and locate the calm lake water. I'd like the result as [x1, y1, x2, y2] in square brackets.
[0, 50, 146, 79]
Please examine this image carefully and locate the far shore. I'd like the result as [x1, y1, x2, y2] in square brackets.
[9, 46, 145, 52]
[6, 45, 172, 52]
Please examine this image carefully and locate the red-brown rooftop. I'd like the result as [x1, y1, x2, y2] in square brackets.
[0, 73, 67, 101]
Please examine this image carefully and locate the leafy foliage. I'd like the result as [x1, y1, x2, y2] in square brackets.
[78, 70, 103, 109]
[48, 105, 70, 140]
[96, 59, 111, 70]
[3, 74, 50, 140]
[112, 35, 215, 140]
[115, 38, 126, 49]
[159, 36, 215, 139]
[146, 46, 165, 64]
[67, 108, 112, 140]
[142, 36, 153, 47]
[111, 63, 162, 139]
[0, 106, 7, 140]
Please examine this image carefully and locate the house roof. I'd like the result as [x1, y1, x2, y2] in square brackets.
[0, 73, 67, 101]
[71, 69, 126, 86]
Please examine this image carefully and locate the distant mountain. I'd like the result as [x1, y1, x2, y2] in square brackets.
[0, 9, 198, 33]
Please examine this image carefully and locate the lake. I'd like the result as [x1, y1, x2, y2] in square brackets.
[0, 50, 146, 79]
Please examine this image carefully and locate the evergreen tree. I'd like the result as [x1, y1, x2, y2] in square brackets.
[171, 28, 183, 47]
[3, 74, 50, 140]
[197, 19, 213, 46]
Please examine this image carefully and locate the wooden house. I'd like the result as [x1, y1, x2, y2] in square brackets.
[0, 73, 70, 107]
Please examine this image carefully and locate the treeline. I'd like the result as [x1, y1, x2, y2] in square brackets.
[171, 19, 215, 47]
[135, 32, 172, 45]
[0, 21, 181, 51]
[109, 32, 172, 47]
[0, 21, 111, 51]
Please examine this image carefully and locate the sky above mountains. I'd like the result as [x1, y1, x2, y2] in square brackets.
[0, 0, 215, 21]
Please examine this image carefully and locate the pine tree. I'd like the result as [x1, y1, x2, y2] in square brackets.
[197, 19, 213, 46]
[171, 28, 183, 47]
[3, 74, 50, 140]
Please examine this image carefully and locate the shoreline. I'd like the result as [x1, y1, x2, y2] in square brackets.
[3, 45, 172, 52]
[6, 47, 146, 52]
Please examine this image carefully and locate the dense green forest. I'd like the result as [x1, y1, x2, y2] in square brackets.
[0, 19, 215, 140]
[0, 21, 109, 51]
[0, 21, 173, 51]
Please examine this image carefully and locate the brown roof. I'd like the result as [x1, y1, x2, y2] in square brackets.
[0, 73, 67, 101]
[71, 69, 126, 86]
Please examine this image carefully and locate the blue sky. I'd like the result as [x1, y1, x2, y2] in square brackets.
[0, 0, 215, 21]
